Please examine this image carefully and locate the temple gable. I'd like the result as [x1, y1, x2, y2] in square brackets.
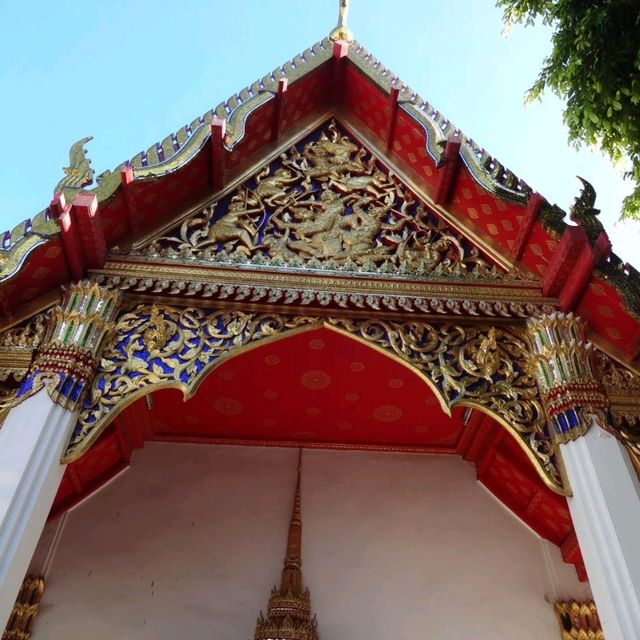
[128, 121, 506, 282]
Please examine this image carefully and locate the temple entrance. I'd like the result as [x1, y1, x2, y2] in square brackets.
[50, 322, 585, 580]
[33, 444, 591, 639]
[2, 3, 640, 635]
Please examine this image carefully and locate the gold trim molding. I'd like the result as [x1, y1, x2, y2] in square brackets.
[92, 260, 555, 320]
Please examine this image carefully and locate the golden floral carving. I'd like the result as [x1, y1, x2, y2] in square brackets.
[142, 305, 173, 353]
[0, 386, 17, 427]
[139, 121, 505, 280]
[0, 312, 48, 350]
[69, 305, 561, 493]
[593, 350, 640, 396]
[0, 312, 50, 383]
[611, 412, 640, 475]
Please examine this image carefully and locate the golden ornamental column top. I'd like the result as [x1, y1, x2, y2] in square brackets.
[526, 312, 608, 444]
[329, 0, 354, 42]
[14, 281, 121, 413]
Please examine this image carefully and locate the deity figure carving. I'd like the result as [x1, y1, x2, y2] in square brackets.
[148, 121, 503, 279]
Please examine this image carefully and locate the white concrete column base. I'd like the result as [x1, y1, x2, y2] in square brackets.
[0, 389, 76, 629]
[561, 425, 640, 639]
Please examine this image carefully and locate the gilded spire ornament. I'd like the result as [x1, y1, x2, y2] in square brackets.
[329, 0, 354, 42]
[254, 450, 319, 640]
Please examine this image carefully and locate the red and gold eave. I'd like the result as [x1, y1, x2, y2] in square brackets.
[1, 37, 639, 362]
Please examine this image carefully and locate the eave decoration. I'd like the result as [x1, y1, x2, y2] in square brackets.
[554, 601, 604, 640]
[1, 576, 45, 640]
[2, 27, 640, 352]
[66, 303, 558, 491]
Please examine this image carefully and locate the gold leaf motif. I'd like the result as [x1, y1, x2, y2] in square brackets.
[1, 576, 45, 640]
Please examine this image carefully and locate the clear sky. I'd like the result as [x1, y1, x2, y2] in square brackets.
[0, 0, 638, 264]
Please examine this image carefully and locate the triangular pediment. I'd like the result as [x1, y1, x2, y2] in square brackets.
[0, 32, 638, 368]
[120, 120, 518, 283]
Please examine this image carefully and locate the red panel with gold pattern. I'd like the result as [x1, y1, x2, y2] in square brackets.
[98, 194, 130, 247]
[341, 63, 390, 145]
[577, 277, 640, 356]
[0, 240, 69, 312]
[281, 65, 331, 132]
[227, 101, 277, 171]
[448, 169, 527, 256]
[128, 151, 211, 231]
[391, 109, 439, 191]
[519, 222, 559, 277]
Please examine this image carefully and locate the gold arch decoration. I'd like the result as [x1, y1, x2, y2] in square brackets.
[66, 304, 563, 493]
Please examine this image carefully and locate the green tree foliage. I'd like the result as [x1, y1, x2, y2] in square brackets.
[497, 0, 640, 219]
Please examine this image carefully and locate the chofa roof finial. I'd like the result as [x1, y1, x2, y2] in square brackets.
[329, 0, 354, 43]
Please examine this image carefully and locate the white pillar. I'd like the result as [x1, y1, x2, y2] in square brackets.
[0, 281, 120, 631]
[0, 389, 77, 629]
[561, 423, 640, 640]
[527, 312, 640, 638]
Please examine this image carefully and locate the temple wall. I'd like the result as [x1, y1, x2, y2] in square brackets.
[31, 444, 589, 639]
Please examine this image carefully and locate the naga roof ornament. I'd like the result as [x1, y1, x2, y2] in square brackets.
[570, 176, 606, 245]
[54, 137, 95, 202]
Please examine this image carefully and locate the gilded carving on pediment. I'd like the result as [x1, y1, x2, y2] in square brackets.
[131, 121, 508, 281]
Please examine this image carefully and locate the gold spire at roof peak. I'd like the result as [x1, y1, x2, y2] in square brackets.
[329, 0, 354, 43]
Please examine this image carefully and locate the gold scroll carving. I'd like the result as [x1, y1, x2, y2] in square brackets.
[0, 312, 50, 426]
[137, 121, 508, 281]
[593, 351, 640, 473]
[0, 312, 49, 383]
[68, 304, 560, 493]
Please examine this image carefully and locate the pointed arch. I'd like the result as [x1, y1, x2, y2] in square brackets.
[65, 304, 564, 495]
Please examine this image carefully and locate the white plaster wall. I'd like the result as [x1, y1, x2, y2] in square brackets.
[32, 444, 589, 639]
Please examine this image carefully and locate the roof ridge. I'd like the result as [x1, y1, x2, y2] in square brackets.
[2, 34, 640, 326]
